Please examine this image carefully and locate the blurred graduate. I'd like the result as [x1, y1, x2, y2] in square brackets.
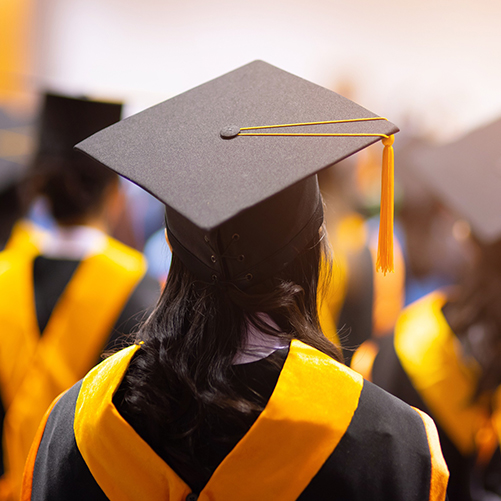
[353, 118, 501, 500]
[0, 93, 160, 500]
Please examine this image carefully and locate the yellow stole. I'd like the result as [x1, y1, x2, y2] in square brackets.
[74, 340, 364, 501]
[0, 236, 146, 500]
[3, 220, 47, 257]
[394, 291, 490, 456]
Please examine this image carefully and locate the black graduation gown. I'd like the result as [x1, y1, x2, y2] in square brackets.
[365, 291, 501, 501]
[0, 235, 159, 499]
[24, 339, 448, 501]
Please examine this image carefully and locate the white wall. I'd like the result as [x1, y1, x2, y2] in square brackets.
[33, 0, 501, 140]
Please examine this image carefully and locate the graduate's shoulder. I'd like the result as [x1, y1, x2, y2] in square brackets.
[301, 377, 448, 501]
[25, 381, 108, 501]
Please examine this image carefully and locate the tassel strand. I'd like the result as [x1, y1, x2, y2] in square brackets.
[376, 135, 395, 275]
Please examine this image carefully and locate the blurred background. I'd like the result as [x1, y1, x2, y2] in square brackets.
[1, 0, 501, 287]
[3, 5, 501, 498]
[4, 0, 501, 134]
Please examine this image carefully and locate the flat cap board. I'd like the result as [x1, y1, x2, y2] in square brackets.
[39, 93, 122, 157]
[411, 118, 501, 244]
[76, 60, 398, 231]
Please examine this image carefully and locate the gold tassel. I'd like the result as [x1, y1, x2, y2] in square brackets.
[376, 135, 394, 275]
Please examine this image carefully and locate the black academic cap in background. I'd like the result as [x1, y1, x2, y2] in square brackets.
[410, 118, 501, 244]
[36, 93, 122, 159]
[76, 60, 398, 288]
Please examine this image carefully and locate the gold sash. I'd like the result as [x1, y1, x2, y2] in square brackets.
[4, 220, 47, 257]
[395, 291, 488, 456]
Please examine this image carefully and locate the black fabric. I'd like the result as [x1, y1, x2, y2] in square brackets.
[300, 379, 432, 501]
[0, 255, 158, 489]
[372, 335, 473, 501]
[0, 185, 23, 249]
[166, 185, 324, 289]
[30, 348, 441, 500]
[337, 244, 374, 365]
[187, 346, 289, 491]
[113, 346, 289, 494]
[33, 256, 80, 334]
[30, 381, 108, 501]
[371, 335, 427, 411]
[103, 272, 160, 353]
[37, 94, 122, 159]
[480, 447, 501, 496]
[32, 256, 159, 354]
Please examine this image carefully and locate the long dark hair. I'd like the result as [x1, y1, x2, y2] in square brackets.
[444, 238, 501, 400]
[117, 227, 342, 469]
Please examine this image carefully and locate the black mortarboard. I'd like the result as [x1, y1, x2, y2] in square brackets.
[37, 93, 122, 159]
[410, 118, 501, 244]
[76, 60, 398, 288]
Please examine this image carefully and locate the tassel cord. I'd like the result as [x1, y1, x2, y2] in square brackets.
[376, 135, 395, 275]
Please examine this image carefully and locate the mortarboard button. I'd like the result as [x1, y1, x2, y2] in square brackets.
[220, 125, 241, 139]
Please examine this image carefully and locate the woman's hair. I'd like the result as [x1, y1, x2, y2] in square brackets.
[444, 238, 501, 400]
[29, 153, 117, 224]
[117, 225, 342, 469]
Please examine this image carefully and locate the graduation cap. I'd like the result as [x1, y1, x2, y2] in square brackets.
[36, 93, 122, 159]
[410, 118, 501, 245]
[76, 60, 398, 288]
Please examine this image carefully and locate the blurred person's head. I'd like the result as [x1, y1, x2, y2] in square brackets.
[406, 119, 501, 397]
[31, 150, 120, 227]
[28, 93, 122, 228]
[396, 135, 473, 283]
